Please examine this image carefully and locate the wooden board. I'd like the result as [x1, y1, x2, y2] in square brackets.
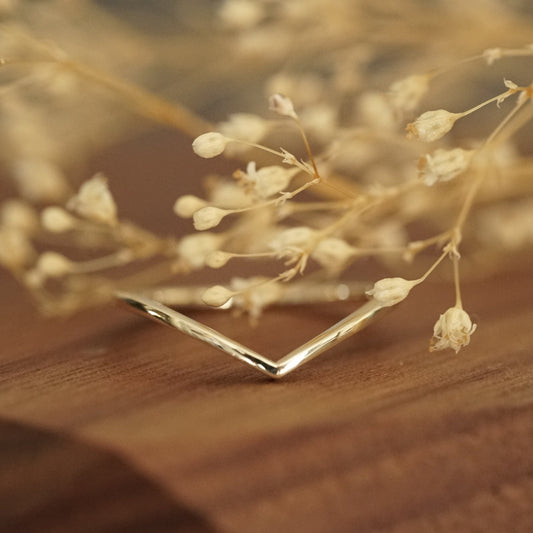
[1, 132, 532, 532]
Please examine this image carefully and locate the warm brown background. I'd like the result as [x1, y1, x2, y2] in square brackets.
[1, 132, 532, 532]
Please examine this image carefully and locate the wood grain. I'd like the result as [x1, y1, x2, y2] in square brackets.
[1, 132, 532, 532]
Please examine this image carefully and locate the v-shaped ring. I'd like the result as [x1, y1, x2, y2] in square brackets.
[117, 291, 385, 378]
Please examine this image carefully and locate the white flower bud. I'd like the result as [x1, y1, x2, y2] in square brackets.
[269, 226, 315, 252]
[430, 306, 477, 353]
[366, 277, 417, 307]
[193, 206, 229, 231]
[68, 174, 117, 225]
[173, 195, 208, 218]
[41, 206, 76, 232]
[192, 132, 228, 158]
[206, 250, 231, 269]
[218, 0, 264, 29]
[0, 199, 39, 234]
[357, 91, 396, 132]
[230, 276, 283, 318]
[209, 182, 251, 209]
[406, 109, 461, 142]
[0, 227, 35, 270]
[389, 74, 431, 114]
[177, 233, 223, 269]
[311, 238, 356, 271]
[202, 285, 234, 307]
[269, 93, 297, 119]
[418, 148, 474, 186]
[36, 251, 73, 277]
[218, 113, 269, 155]
[12, 157, 69, 203]
[299, 103, 338, 140]
[244, 162, 297, 198]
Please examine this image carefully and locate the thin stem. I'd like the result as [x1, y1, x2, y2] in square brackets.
[461, 89, 514, 117]
[453, 254, 462, 308]
[294, 117, 321, 180]
[416, 250, 448, 284]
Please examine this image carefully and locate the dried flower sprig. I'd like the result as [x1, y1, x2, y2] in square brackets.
[1, 1, 533, 356]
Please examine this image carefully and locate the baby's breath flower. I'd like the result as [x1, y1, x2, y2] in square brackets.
[13, 157, 69, 203]
[269, 226, 316, 253]
[173, 195, 208, 218]
[244, 162, 298, 198]
[36, 251, 73, 277]
[202, 285, 234, 307]
[68, 174, 117, 226]
[406, 109, 461, 142]
[193, 206, 229, 231]
[311, 238, 356, 271]
[177, 233, 223, 269]
[218, 0, 264, 29]
[218, 113, 269, 145]
[192, 132, 229, 158]
[418, 148, 474, 186]
[269, 93, 297, 119]
[299, 103, 338, 140]
[0, 226, 35, 270]
[230, 276, 283, 318]
[41, 206, 76, 232]
[389, 73, 431, 114]
[357, 91, 396, 132]
[206, 250, 232, 269]
[430, 306, 477, 353]
[366, 277, 417, 307]
[209, 182, 251, 209]
[0, 199, 39, 234]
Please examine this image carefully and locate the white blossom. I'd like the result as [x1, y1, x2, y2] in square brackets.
[299, 103, 338, 140]
[192, 132, 229, 158]
[218, 0, 264, 29]
[366, 277, 417, 307]
[269, 226, 315, 253]
[406, 110, 461, 142]
[202, 285, 234, 307]
[67, 174, 117, 225]
[41, 206, 76, 232]
[205, 250, 232, 269]
[269, 93, 297, 119]
[357, 91, 396, 132]
[311, 238, 356, 271]
[177, 233, 223, 269]
[243, 162, 298, 198]
[208, 182, 251, 209]
[230, 277, 283, 319]
[418, 148, 474, 186]
[173, 195, 208, 218]
[12, 157, 69, 203]
[0, 199, 39, 234]
[218, 113, 268, 145]
[36, 251, 73, 277]
[0, 227, 35, 270]
[430, 306, 477, 353]
[193, 206, 229, 231]
[389, 73, 431, 114]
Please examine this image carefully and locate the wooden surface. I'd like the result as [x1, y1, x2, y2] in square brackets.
[1, 133, 533, 532]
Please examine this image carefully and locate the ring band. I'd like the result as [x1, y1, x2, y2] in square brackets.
[117, 289, 385, 378]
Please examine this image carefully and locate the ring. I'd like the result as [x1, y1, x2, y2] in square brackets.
[117, 288, 386, 378]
